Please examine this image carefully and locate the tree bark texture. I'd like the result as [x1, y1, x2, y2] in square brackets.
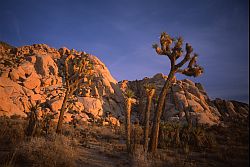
[149, 70, 175, 153]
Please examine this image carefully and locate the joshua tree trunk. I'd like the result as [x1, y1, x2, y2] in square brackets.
[149, 70, 175, 153]
[143, 89, 155, 152]
[56, 88, 71, 133]
[125, 98, 132, 153]
[26, 110, 38, 136]
[184, 90, 192, 130]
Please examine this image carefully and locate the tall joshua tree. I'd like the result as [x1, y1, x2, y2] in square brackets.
[56, 53, 93, 133]
[143, 83, 156, 152]
[124, 89, 136, 153]
[149, 32, 204, 153]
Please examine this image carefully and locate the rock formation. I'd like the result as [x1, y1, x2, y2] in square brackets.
[0, 42, 124, 126]
[120, 73, 248, 125]
[0, 42, 248, 126]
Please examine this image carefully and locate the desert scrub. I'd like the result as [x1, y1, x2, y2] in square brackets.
[15, 135, 78, 167]
[158, 122, 181, 148]
[0, 116, 26, 148]
[180, 125, 217, 151]
[158, 123, 217, 151]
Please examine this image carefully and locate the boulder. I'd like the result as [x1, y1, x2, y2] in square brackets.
[79, 113, 90, 122]
[1, 70, 9, 78]
[171, 83, 182, 92]
[69, 101, 84, 113]
[25, 56, 36, 63]
[23, 72, 41, 90]
[49, 97, 64, 112]
[196, 111, 220, 125]
[64, 112, 73, 123]
[108, 116, 120, 126]
[0, 86, 13, 97]
[102, 97, 123, 117]
[58, 47, 70, 55]
[153, 73, 165, 80]
[30, 94, 42, 101]
[16, 66, 26, 79]
[187, 85, 201, 98]
[187, 100, 204, 112]
[182, 79, 196, 87]
[225, 101, 237, 117]
[163, 107, 179, 119]
[78, 97, 103, 117]
[174, 92, 188, 109]
[0, 77, 24, 93]
[35, 54, 58, 76]
[9, 69, 19, 81]
[20, 62, 35, 76]
[0, 93, 26, 117]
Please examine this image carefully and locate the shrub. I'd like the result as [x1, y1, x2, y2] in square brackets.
[158, 122, 181, 148]
[15, 135, 78, 167]
[180, 125, 217, 150]
[0, 116, 26, 148]
[159, 122, 217, 151]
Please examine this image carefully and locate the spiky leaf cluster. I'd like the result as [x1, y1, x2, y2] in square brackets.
[143, 83, 156, 97]
[64, 53, 94, 94]
[124, 89, 135, 99]
[152, 32, 203, 77]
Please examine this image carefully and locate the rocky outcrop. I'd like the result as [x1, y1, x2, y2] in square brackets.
[0, 42, 248, 127]
[212, 98, 249, 119]
[0, 43, 124, 125]
[121, 73, 248, 126]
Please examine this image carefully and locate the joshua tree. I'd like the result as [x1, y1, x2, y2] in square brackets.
[149, 32, 204, 153]
[56, 53, 93, 133]
[25, 101, 40, 137]
[143, 83, 156, 152]
[124, 89, 136, 153]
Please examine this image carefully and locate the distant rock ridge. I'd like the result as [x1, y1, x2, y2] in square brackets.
[119, 73, 249, 125]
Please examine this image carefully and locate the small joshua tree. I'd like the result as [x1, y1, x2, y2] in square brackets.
[143, 83, 156, 152]
[124, 89, 136, 153]
[56, 53, 93, 133]
[149, 32, 204, 153]
[26, 101, 40, 137]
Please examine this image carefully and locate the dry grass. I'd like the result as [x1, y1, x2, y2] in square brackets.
[0, 116, 79, 167]
[0, 116, 26, 148]
[158, 122, 217, 153]
[15, 135, 78, 167]
[0, 114, 248, 167]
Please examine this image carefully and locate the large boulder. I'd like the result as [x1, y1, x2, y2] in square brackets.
[23, 72, 41, 90]
[0, 77, 26, 116]
[35, 54, 58, 76]
[187, 100, 204, 112]
[78, 97, 103, 118]
[49, 97, 64, 113]
[20, 62, 35, 76]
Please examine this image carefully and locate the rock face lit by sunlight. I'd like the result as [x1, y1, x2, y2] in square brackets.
[1, 42, 248, 125]
[0, 43, 125, 123]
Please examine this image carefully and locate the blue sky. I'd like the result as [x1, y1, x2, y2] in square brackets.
[0, 0, 249, 102]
